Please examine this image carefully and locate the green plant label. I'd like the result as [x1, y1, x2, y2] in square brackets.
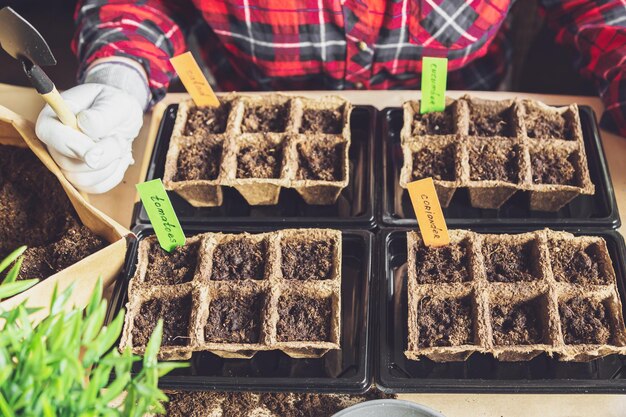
[136, 179, 186, 252]
[420, 57, 448, 114]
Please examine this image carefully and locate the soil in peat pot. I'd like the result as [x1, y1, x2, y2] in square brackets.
[411, 145, 456, 182]
[469, 143, 521, 183]
[531, 150, 579, 186]
[236, 141, 284, 179]
[145, 241, 200, 286]
[468, 104, 515, 137]
[414, 239, 471, 284]
[132, 294, 192, 347]
[482, 240, 540, 283]
[174, 140, 223, 181]
[549, 240, 611, 286]
[211, 238, 267, 281]
[559, 297, 612, 345]
[281, 239, 335, 280]
[491, 299, 544, 345]
[296, 142, 343, 182]
[412, 105, 454, 135]
[276, 294, 332, 342]
[300, 108, 343, 134]
[0, 146, 106, 280]
[205, 291, 265, 343]
[525, 106, 573, 140]
[242, 103, 290, 133]
[417, 296, 474, 347]
[184, 103, 231, 135]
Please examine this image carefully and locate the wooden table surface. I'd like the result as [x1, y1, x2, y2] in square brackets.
[2, 83, 625, 416]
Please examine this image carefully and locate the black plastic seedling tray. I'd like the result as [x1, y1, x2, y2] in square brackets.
[107, 225, 373, 393]
[380, 106, 620, 228]
[132, 105, 377, 228]
[377, 228, 626, 393]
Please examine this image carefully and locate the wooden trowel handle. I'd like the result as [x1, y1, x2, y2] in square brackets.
[24, 62, 78, 129]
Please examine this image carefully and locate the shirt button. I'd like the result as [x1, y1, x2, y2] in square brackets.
[357, 41, 368, 51]
[354, 82, 364, 89]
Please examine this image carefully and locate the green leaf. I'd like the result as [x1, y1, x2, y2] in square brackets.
[0, 246, 26, 277]
[0, 279, 38, 300]
[144, 320, 164, 368]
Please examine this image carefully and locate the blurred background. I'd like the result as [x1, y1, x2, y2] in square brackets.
[0, 0, 595, 96]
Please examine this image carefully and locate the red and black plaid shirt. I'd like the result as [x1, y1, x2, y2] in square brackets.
[73, 0, 626, 135]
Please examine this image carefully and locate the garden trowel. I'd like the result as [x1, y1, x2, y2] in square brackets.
[0, 6, 78, 129]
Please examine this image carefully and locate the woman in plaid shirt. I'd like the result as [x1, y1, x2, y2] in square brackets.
[36, 0, 626, 193]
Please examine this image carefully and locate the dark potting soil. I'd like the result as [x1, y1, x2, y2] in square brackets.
[205, 291, 265, 343]
[184, 103, 231, 135]
[300, 108, 343, 134]
[411, 145, 456, 182]
[276, 294, 332, 342]
[296, 142, 343, 182]
[145, 241, 199, 286]
[525, 106, 572, 140]
[174, 140, 222, 181]
[549, 241, 610, 286]
[418, 296, 473, 347]
[469, 143, 520, 182]
[468, 104, 515, 137]
[492, 300, 543, 345]
[211, 238, 267, 281]
[412, 106, 454, 135]
[281, 239, 334, 280]
[0, 146, 106, 281]
[531, 150, 579, 186]
[236, 142, 283, 179]
[559, 297, 612, 345]
[414, 240, 471, 284]
[242, 103, 289, 133]
[133, 294, 192, 347]
[483, 240, 539, 282]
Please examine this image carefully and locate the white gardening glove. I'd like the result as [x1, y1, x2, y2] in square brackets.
[36, 60, 150, 194]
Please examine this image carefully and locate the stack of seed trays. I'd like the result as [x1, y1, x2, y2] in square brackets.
[120, 229, 342, 360]
[399, 96, 595, 211]
[405, 229, 626, 362]
[163, 94, 353, 207]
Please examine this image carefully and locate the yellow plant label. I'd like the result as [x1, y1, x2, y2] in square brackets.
[170, 52, 220, 107]
[406, 178, 450, 247]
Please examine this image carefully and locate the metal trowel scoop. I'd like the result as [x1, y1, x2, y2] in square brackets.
[0, 6, 78, 129]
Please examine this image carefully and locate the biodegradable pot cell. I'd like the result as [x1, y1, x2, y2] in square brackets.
[405, 229, 626, 362]
[0, 106, 128, 320]
[399, 97, 595, 212]
[163, 94, 353, 207]
[121, 229, 342, 360]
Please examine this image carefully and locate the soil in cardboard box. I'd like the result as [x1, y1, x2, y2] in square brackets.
[531, 150, 579, 186]
[0, 146, 106, 280]
[242, 103, 289, 133]
[483, 240, 539, 282]
[469, 143, 520, 182]
[174, 140, 222, 181]
[468, 104, 515, 137]
[205, 291, 265, 343]
[281, 239, 334, 280]
[492, 300, 543, 345]
[550, 241, 611, 286]
[236, 142, 283, 179]
[559, 297, 612, 345]
[412, 105, 454, 135]
[418, 296, 473, 347]
[133, 294, 192, 347]
[414, 240, 471, 284]
[211, 238, 267, 280]
[525, 106, 572, 140]
[184, 103, 231, 135]
[145, 241, 199, 286]
[411, 145, 456, 181]
[296, 142, 343, 181]
[277, 294, 332, 342]
[300, 108, 343, 134]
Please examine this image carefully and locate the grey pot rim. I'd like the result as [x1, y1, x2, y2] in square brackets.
[332, 399, 446, 417]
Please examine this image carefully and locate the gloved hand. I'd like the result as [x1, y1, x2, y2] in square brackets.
[35, 59, 149, 194]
